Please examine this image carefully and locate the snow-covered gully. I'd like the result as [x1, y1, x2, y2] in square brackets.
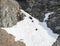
[2, 9, 58, 46]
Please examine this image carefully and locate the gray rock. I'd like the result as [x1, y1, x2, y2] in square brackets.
[0, 0, 24, 27]
[46, 10, 60, 34]
[16, 0, 60, 22]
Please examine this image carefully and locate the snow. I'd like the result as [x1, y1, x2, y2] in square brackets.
[43, 12, 54, 21]
[2, 9, 58, 46]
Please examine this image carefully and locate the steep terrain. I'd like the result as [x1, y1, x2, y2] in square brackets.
[2, 9, 58, 46]
[0, 0, 60, 46]
[16, 0, 60, 46]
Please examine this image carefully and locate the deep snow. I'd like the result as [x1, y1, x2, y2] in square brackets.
[2, 9, 58, 46]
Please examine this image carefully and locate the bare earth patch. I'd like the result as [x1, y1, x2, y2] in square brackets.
[0, 29, 26, 46]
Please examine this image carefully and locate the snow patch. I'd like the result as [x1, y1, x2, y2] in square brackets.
[2, 9, 58, 46]
[43, 12, 54, 21]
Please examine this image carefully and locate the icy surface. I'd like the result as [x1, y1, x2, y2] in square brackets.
[43, 12, 54, 21]
[2, 9, 58, 46]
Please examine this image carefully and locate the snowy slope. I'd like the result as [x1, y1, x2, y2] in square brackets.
[2, 9, 58, 46]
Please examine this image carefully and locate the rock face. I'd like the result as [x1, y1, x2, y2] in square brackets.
[0, 0, 24, 27]
[0, 29, 26, 46]
[47, 10, 60, 46]
[46, 10, 60, 34]
[16, 0, 60, 22]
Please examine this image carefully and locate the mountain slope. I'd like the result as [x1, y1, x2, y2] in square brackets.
[2, 9, 58, 46]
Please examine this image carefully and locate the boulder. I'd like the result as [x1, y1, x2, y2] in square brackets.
[0, 0, 24, 27]
[0, 29, 26, 46]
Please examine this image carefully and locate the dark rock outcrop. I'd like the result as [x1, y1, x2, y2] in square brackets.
[0, 29, 26, 46]
[46, 10, 60, 34]
[46, 9, 60, 46]
[16, 0, 60, 22]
